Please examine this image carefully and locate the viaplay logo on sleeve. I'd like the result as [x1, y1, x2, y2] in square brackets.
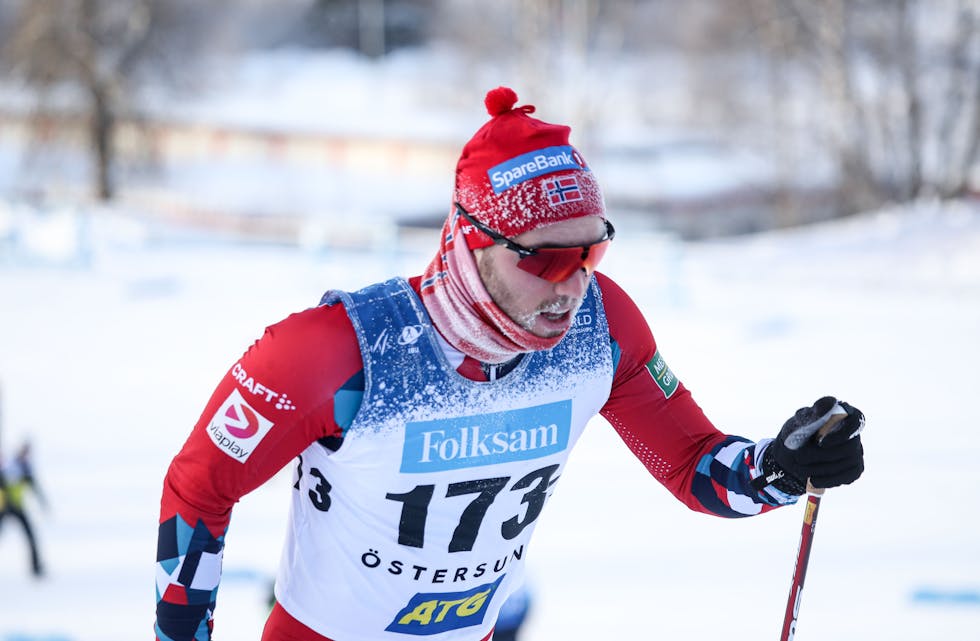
[487, 145, 588, 193]
[401, 401, 571, 473]
[206, 389, 274, 463]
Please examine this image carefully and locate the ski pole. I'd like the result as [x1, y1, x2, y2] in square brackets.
[779, 409, 847, 641]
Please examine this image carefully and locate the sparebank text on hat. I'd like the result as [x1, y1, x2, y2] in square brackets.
[487, 146, 586, 193]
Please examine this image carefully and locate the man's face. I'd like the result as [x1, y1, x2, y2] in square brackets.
[475, 216, 607, 338]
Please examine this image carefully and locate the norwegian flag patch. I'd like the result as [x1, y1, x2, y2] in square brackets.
[544, 176, 583, 205]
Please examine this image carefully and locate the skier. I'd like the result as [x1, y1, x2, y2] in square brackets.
[0, 440, 47, 578]
[491, 581, 531, 641]
[154, 87, 865, 641]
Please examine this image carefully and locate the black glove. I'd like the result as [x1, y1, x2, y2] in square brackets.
[753, 396, 865, 495]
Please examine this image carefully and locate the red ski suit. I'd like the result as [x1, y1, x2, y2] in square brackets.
[155, 272, 788, 641]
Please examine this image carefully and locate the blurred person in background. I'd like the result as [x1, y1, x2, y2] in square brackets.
[491, 581, 531, 641]
[154, 87, 865, 641]
[0, 440, 48, 578]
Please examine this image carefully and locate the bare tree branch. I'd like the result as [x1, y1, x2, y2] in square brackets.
[936, 0, 980, 196]
[1, 0, 220, 202]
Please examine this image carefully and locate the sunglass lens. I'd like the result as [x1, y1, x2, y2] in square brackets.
[581, 239, 610, 273]
[517, 240, 611, 283]
[519, 250, 580, 282]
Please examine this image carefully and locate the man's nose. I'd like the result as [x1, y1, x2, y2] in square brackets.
[552, 268, 589, 299]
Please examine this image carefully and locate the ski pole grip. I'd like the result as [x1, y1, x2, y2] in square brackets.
[805, 411, 848, 495]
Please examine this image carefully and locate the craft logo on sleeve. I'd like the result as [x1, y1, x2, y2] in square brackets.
[206, 389, 274, 463]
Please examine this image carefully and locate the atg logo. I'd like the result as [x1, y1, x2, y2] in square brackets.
[385, 576, 504, 636]
[206, 389, 275, 463]
[400, 401, 571, 473]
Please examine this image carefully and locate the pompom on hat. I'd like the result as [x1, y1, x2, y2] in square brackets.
[454, 87, 605, 250]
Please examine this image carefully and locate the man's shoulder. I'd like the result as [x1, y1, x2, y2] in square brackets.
[259, 299, 360, 359]
[270, 300, 352, 332]
[593, 271, 656, 362]
[593, 272, 642, 319]
[238, 301, 364, 396]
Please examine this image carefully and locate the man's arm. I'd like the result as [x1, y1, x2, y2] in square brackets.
[155, 302, 364, 641]
[596, 272, 793, 517]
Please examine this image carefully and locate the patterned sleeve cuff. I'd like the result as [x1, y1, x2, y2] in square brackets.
[750, 439, 800, 505]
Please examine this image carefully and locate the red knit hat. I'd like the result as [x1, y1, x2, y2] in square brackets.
[454, 87, 605, 250]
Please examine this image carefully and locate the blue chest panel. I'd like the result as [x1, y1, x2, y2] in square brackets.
[322, 277, 613, 450]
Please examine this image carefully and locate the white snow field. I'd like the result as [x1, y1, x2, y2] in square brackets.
[0, 199, 978, 640]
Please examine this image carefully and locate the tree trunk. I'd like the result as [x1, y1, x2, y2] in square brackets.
[896, 0, 924, 200]
[937, 0, 980, 198]
[90, 83, 114, 201]
[358, 0, 385, 57]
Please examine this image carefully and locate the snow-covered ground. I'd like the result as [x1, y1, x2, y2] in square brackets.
[0, 198, 977, 640]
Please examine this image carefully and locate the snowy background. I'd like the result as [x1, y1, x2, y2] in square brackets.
[0, 30, 978, 641]
[0, 197, 978, 640]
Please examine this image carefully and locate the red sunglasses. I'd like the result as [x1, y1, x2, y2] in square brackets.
[456, 203, 615, 283]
